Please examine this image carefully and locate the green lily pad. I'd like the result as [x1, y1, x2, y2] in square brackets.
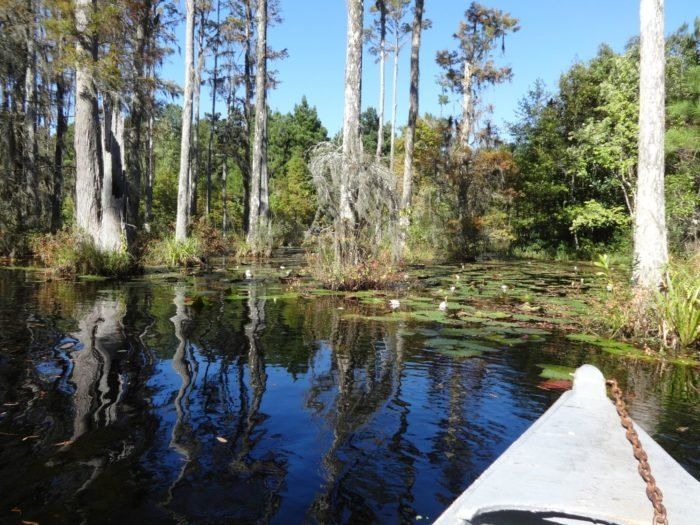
[537, 364, 576, 380]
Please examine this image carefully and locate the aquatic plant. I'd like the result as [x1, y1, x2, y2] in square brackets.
[30, 230, 134, 277]
[655, 269, 700, 350]
[144, 236, 202, 268]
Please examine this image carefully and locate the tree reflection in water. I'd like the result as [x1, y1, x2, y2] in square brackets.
[0, 267, 697, 525]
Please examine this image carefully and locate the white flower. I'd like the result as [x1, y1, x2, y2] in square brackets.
[439, 298, 448, 311]
[606, 283, 614, 292]
[245, 269, 253, 279]
[501, 284, 508, 292]
[450, 285, 456, 292]
[389, 299, 400, 310]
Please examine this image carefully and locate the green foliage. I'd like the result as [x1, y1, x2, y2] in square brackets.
[569, 201, 629, 237]
[270, 153, 316, 245]
[655, 267, 700, 350]
[144, 236, 202, 268]
[510, 25, 699, 257]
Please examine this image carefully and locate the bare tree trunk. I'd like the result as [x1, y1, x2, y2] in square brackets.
[633, 0, 667, 290]
[222, 160, 227, 234]
[125, 0, 152, 238]
[401, 0, 423, 212]
[339, 0, 364, 264]
[74, 0, 102, 242]
[205, 0, 221, 218]
[389, 30, 399, 172]
[375, 1, 387, 162]
[100, 97, 126, 252]
[51, 70, 67, 232]
[24, 0, 39, 226]
[176, 0, 196, 242]
[145, 106, 154, 230]
[190, 11, 205, 222]
[247, 0, 269, 248]
[242, 0, 254, 234]
[460, 60, 472, 147]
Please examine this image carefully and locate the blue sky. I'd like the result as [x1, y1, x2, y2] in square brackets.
[161, 0, 698, 136]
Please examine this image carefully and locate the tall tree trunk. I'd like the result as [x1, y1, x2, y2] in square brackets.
[125, 0, 152, 239]
[389, 30, 399, 172]
[339, 0, 363, 264]
[190, 11, 205, 222]
[175, 0, 196, 241]
[74, 0, 102, 242]
[51, 70, 67, 232]
[633, 0, 667, 289]
[247, 0, 269, 247]
[375, 1, 387, 162]
[145, 110, 154, 230]
[242, 0, 254, 234]
[24, 0, 39, 227]
[205, 0, 220, 218]
[222, 159, 227, 234]
[100, 96, 126, 252]
[460, 60, 472, 147]
[401, 0, 423, 212]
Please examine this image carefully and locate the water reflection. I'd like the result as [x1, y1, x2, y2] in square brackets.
[0, 267, 697, 525]
[68, 295, 126, 442]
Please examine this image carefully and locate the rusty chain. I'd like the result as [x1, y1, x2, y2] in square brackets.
[606, 378, 668, 525]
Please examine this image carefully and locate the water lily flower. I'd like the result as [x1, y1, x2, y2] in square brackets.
[439, 297, 448, 311]
[389, 299, 400, 310]
[245, 269, 253, 279]
[501, 285, 508, 293]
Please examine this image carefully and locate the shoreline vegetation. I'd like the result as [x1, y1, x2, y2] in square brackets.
[2, 246, 698, 365]
[1, 2, 698, 363]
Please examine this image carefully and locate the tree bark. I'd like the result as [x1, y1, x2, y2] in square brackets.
[205, 0, 221, 218]
[176, 0, 196, 241]
[100, 97, 126, 253]
[633, 0, 667, 289]
[222, 159, 227, 234]
[190, 9, 206, 222]
[74, 0, 102, 242]
[460, 60, 472, 147]
[247, 0, 269, 247]
[389, 30, 399, 172]
[242, 0, 254, 234]
[51, 70, 67, 233]
[339, 0, 364, 263]
[24, 0, 39, 226]
[401, 0, 423, 211]
[125, 0, 152, 238]
[375, 1, 387, 162]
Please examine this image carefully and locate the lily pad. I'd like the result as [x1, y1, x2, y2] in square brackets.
[537, 364, 576, 380]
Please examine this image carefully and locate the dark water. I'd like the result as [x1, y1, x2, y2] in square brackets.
[0, 259, 697, 524]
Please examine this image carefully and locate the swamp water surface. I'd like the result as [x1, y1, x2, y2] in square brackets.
[0, 257, 697, 524]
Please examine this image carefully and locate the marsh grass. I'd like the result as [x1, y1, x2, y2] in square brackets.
[30, 230, 134, 277]
[143, 236, 202, 268]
